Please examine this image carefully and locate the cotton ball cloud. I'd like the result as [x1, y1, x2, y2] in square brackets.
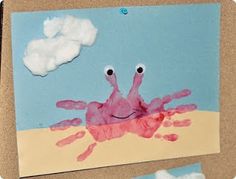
[60, 16, 97, 45]
[155, 170, 205, 179]
[23, 15, 97, 76]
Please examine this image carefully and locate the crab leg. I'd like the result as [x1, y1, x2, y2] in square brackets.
[162, 119, 191, 127]
[77, 142, 97, 161]
[155, 133, 179, 142]
[148, 89, 192, 113]
[50, 118, 82, 131]
[56, 131, 86, 147]
[164, 104, 197, 117]
[162, 89, 192, 105]
[172, 119, 191, 127]
[56, 100, 87, 110]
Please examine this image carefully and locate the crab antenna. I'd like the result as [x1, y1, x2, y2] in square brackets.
[128, 73, 143, 97]
[106, 73, 119, 91]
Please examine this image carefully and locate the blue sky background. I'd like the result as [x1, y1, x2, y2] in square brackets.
[11, 4, 220, 131]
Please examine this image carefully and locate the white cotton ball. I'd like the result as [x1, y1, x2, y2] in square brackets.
[61, 15, 97, 45]
[78, 19, 98, 46]
[23, 36, 81, 76]
[155, 170, 175, 179]
[155, 170, 205, 179]
[23, 15, 97, 76]
[23, 53, 49, 76]
[44, 17, 64, 38]
[54, 37, 81, 64]
[46, 58, 57, 71]
[178, 173, 205, 179]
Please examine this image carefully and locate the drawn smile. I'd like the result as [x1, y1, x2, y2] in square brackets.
[111, 112, 136, 119]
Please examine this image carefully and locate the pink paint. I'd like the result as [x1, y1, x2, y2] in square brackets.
[54, 65, 197, 161]
[155, 133, 162, 139]
[56, 131, 85, 147]
[162, 119, 191, 127]
[173, 119, 191, 127]
[85, 72, 196, 126]
[172, 89, 191, 99]
[155, 133, 178, 141]
[56, 100, 87, 110]
[77, 143, 97, 161]
[162, 120, 173, 127]
[50, 118, 82, 131]
[163, 134, 178, 142]
[87, 113, 165, 142]
[176, 104, 197, 113]
[165, 104, 197, 117]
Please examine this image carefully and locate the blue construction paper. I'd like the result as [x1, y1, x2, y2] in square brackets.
[11, 3, 220, 130]
[134, 163, 202, 179]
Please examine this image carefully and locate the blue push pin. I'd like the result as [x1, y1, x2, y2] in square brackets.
[120, 8, 128, 15]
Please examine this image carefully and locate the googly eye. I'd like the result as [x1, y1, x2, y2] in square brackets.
[135, 63, 146, 74]
[104, 65, 115, 76]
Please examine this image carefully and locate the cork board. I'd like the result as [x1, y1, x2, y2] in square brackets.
[0, 0, 235, 179]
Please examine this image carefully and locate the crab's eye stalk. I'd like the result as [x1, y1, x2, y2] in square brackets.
[136, 63, 146, 74]
[104, 65, 115, 76]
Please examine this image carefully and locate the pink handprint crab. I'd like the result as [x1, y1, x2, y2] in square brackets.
[50, 64, 197, 161]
